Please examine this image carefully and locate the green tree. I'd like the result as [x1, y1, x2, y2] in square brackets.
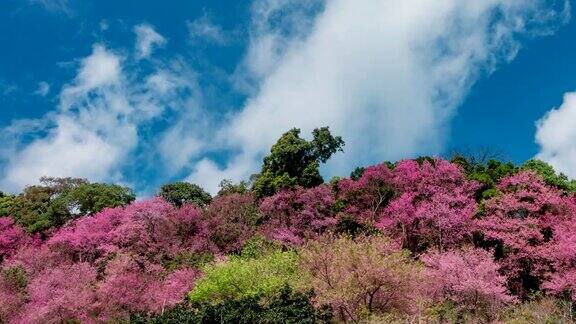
[217, 179, 250, 196]
[57, 183, 135, 215]
[252, 127, 344, 197]
[159, 182, 212, 208]
[522, 159, 576, 192]
[8, 177, 87, 233]
[451, 155, 517, 201]
[0, 192, 15, 217]
[8, 178, 135, 233]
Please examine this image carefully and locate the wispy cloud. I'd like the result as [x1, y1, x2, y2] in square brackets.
[134, 24, 167, 60]
[0, 1, 570, 195]
[34, 81, 51, 97]
[0, 80, 17, 96]
[28, 0, 73, 15]
[187, 15, 229, 45]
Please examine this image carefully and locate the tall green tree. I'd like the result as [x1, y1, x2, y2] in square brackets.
[252, 127, 344, 197]
[159, 182, 212, 208]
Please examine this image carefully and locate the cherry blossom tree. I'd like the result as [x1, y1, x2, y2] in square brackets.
[475, 171, 576, 296]
[299, 235, 423, 321]
[422, 248, 516, 319]
[260, 185, 337, 246]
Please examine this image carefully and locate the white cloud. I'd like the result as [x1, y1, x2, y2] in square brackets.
[188, 0, 568, 191]
[535, 92, 576, 178]
[34, 81, 51, 96]
[1, 36, 200, 192]
[187, 16, 228, 45]
[134, 24, 167, 60]
[2, 117, 123, 189]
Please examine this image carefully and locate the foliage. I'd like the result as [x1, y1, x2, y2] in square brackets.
[252, 127, 344, 197]
[350, 166, 366, 181]
[0, 192, 15, 217]
[6, 178, 134, 233]
[500, 294, 574, 324]
[2, 147, 576, 322]
[57, 182, 135, 215]
[452, 155, 518, 201]
[133, 285, 327, 324]
[159, 182, 212, 208]
[239, 234, 281, 260]
[189, 250, 300, 303]
[299, 235, 423, 322]
[217, 179, 250, 196]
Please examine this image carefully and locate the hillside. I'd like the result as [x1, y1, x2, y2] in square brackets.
[1, 128, 576, 323]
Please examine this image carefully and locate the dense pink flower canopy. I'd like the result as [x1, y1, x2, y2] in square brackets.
[1, 198, 205, 322]
[1, 158, 576, 322]
[475, 171, 576, 296]
[423, 248, 516, 316]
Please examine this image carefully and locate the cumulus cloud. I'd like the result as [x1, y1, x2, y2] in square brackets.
[188, 0, 569, 192]
[134, 24, 167, 60]
[535, 92, 576, 178]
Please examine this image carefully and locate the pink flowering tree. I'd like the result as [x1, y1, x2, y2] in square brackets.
[202, 193, 260, 253]
[422, 248, 516, 320]
[299, 235, 423, 322]
[94, 254, 199, 321]
[337, 163, 396, 223]
[0, 217, 36, 263]
[260, 185, 337, 246]
[20, 262, 97, 323]
[475, 171, 576, 296]
[1, 198, 204, 322]
[542, 217, 576, 302]
[375, 159, 478, 253]
[47, 198, 209, 264]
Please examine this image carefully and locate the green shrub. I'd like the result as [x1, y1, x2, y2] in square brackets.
[189, 250, 300, 303]
[239, 235, 281, 260]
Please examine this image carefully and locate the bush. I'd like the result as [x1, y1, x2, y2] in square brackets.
[189, 250, 300, 303]
[133, 285, 328, 324]
[299, 235, 423, 322]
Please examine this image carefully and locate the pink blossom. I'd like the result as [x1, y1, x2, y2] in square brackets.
[423, 248, 516, 316]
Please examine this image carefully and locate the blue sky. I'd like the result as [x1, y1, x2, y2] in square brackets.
[1, 0, 575, 195]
